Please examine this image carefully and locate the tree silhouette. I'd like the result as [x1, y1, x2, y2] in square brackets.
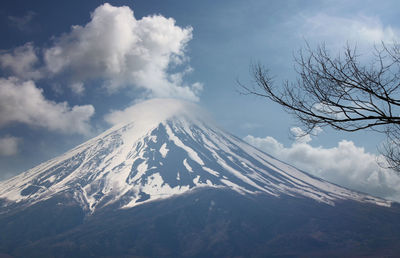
[241, 43, 400, 171]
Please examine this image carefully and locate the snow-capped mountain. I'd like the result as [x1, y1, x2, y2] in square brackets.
[2, 99, 400, 257]
[0, 98, 390, 212]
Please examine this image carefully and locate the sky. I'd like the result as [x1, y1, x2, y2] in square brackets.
[1, 0, 400, 201]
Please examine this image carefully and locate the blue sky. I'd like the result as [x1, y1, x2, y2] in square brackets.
[1, 0, 400, 200]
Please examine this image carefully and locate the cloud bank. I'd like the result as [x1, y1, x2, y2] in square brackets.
[244, 131, 400, 202]
[42, 3, 200, 99]
[1, 4, 200, 100]
[0, 3, 202, 157]
[0, 43, 42, 80]
[0, 77, 94, 135]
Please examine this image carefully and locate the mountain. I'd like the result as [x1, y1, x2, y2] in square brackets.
[0, 99, 389, 211]
[1, 98, 399, 257]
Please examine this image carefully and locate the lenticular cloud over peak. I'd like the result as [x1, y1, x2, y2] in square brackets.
[104, 98, 210, 127]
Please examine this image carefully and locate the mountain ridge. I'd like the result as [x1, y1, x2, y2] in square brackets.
[0, 98, 391, 213]
[1, 98, 400, 257]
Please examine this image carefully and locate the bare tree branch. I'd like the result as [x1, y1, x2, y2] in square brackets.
[240, 43, 400, 172]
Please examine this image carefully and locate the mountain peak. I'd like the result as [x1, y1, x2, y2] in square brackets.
[0, 99, 391, 213]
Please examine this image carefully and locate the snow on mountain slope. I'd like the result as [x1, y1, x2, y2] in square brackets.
[0, 99, 391, 212]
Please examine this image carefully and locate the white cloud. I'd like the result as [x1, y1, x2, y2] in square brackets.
[0, 136, 20, 156]
[290, 127, 312, 143]
[244, 134, 400, 202]
[70, 82, 85, 95]
[298, 13, 400, 49]
[104, 98, 208, 126]
[0, 77, 94, 135]
[43, 3, 200, 100]
[0, 42, 42, 80]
